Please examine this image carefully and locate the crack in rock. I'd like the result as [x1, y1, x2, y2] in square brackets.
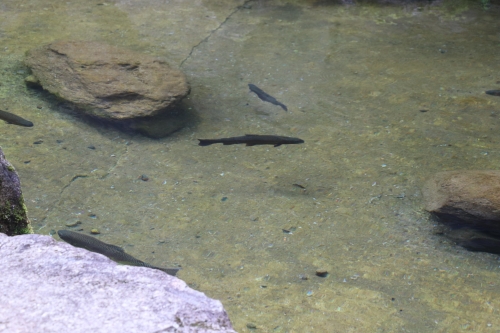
[60, 175, 89, 193]
[180, 0, 253, 68]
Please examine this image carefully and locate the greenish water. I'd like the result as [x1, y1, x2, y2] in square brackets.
[1, 1, 500, 332]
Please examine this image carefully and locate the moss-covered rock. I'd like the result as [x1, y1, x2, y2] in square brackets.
[0, 147, 32, 236]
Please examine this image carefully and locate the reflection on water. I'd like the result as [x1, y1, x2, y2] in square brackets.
[1, 0, 500, 331]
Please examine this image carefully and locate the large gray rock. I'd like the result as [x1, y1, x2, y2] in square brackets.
[25, 41, 190, 120]
[0, 233, 236, 333]
[0, 147, 32, 236]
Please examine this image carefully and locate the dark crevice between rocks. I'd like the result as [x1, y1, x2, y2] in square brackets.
[117, 63, 139, 71]
[98, 92, 143, 102]
[179, 0, 254, 68]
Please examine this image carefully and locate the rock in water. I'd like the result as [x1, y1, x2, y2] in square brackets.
[0, 233, 236, 333]
[0, 147, 32, 235]
[422, 170, 500, 253]
[24, 41, 190, 120]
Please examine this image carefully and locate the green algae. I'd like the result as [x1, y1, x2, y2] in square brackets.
[0, 149, 32, 236]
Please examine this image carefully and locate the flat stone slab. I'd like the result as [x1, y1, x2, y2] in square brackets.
[0, 233, 236, 333]
[25, 41, 190, 120]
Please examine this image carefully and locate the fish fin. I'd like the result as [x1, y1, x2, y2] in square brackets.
[158, 267, 181, 276]
[274, 144, 282, 147]
[109, 244, 125, 252]
[279, 103, 288, 111]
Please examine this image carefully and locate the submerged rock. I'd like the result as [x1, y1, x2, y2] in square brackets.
[25, 41, 190, 121]
[0, 233, 236, 333]
[0, 147, 32, 236]
[422, 170, 500, 253]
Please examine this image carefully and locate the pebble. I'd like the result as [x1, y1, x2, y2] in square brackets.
[246, 323, 257, 329]
[140, 174, 149, 181]
[65, 220, 82, 227]
[90, 229, 100, 234]
[315, 269, 329, 278]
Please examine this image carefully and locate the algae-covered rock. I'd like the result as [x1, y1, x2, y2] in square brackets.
[0, 147, 32, 236]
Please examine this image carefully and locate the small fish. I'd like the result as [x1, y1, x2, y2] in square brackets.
[248, 84, 288, 111]
[0, 109, 33, 127]
[198, 134, 304, 147]
[485, 90, 500, 96]
[57, 230, 180, 276]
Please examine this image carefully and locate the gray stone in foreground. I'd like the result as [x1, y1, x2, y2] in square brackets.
[0, 233, 236, 333]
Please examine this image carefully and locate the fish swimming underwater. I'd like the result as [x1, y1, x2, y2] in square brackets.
[0, 109, 33, 127]
[57, 230, 180, 276]
[485, 90, 500, 96]
[198, 134, 304, 147]
[248, 84, 288, 111]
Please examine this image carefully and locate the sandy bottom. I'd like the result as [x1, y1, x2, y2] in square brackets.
[1, 0, 500, 331]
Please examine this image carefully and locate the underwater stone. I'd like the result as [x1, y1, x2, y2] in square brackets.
[422, 170, 500, 253]
[0, 147, 32, 236]
[25, 41, 190, 121]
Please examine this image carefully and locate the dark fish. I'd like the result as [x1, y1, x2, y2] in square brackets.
[57, 230, 180, 276]
[198, 134, 304, 147]
[0, 109, 33, 127]
[248, 84, 288, 111]
[485, 90, 500, 96]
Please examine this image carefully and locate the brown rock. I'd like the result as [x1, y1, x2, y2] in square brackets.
[422, 170, 500, 226]
[25, 41, 190, 120]
[422, 170, 500, 253]
[0, 147, 32, 236]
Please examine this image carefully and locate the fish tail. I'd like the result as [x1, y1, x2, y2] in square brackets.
[158, 267, 181, 276]
[278, 103, 288, 111]
[198, 139, 217, 146]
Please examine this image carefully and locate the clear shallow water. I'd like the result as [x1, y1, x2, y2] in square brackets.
[1, 0, 500, 331]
